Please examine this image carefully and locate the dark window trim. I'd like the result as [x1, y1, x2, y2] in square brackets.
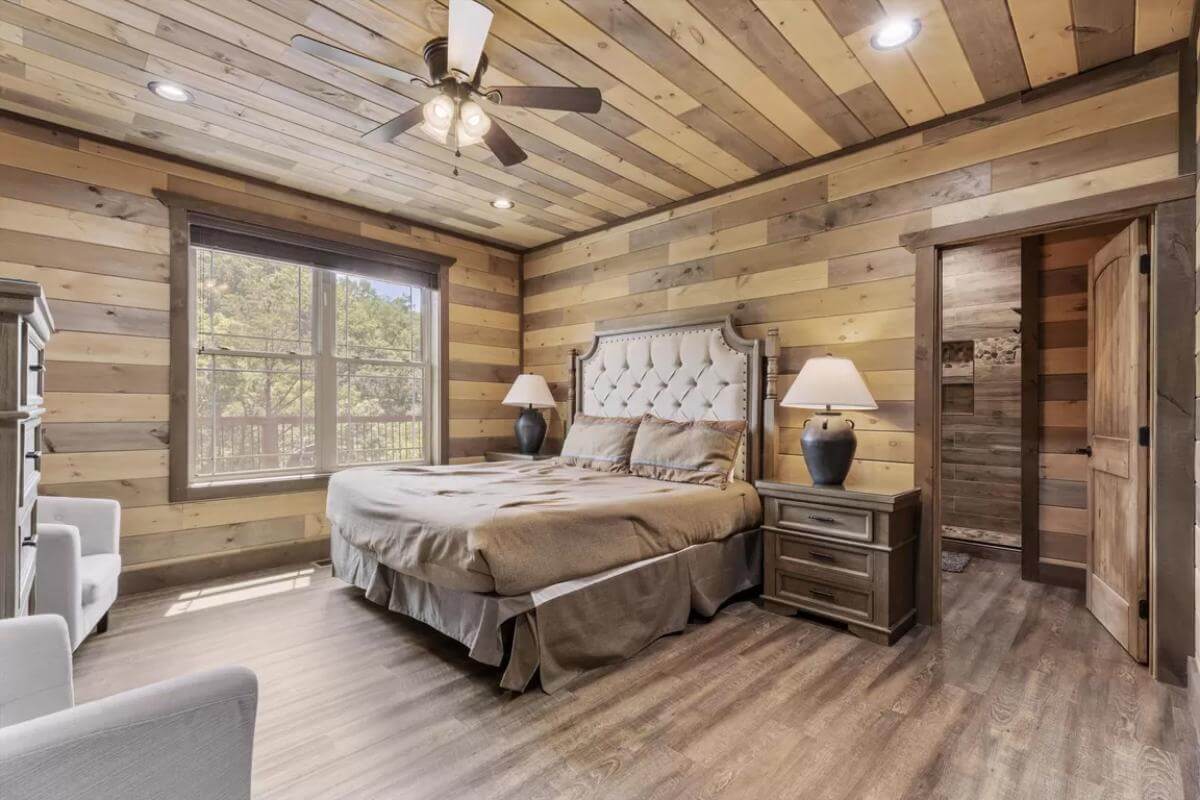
[163, 194, 454, 503]
[188, 215, 438, 288]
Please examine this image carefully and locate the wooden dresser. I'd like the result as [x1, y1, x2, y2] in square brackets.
[756, 480, 920, 645]
[0, 280, 53, 619]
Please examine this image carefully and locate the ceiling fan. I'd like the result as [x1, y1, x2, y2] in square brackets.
[291, 0, 603, 174]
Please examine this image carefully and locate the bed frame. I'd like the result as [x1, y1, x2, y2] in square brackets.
[332, 314, 782, 692]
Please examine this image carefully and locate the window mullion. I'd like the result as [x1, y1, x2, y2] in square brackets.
[316, 270, 338, 473]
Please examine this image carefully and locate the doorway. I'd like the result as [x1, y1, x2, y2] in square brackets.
[937, 222, 1138, 578]
[909, 189, 1195, 683]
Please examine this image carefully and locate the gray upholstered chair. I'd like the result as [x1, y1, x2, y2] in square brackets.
[35, 496, 122, 649]
[0, 615, 258, 800]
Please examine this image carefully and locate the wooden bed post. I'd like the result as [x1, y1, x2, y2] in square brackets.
[565, 347, 578, 435]
[763, 328, 780, 481]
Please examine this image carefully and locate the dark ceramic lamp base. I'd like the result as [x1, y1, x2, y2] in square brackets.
[514, 406, 547, 455]
[800, 411, 857, 485]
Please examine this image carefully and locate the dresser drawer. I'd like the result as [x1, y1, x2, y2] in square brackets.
[22, 327, 45, 407]
[19, 419, 40, 502]
[17, 504, 35, 616]
[765, 496, 873, 543]
[775, 531, 872, 582]
[775, 572, 872, 621]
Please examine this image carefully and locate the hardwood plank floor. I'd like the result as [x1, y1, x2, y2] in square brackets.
[73, 558, 1198, 799]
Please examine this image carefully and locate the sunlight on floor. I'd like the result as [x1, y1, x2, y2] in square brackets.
[164, 568, 315, 617]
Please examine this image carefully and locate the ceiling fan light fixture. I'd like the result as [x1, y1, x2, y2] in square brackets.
[456, 123, 485, 148]
[460, 100, 490, 134]
[870, 18, 921, 50]
[423, 95, 454, 129]
[148, 80, 193, 103]
[419, 121, 449, 144]
[491, 198, 514, 210]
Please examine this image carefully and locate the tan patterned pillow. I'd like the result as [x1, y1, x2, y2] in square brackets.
[558, 414, 641, 472]
[629, 414, 746, 488]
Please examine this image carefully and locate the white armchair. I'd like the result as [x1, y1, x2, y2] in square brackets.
[0, 615, 258, 800]
[35, 496, 122, 649]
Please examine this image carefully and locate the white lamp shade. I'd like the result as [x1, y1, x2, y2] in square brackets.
[780, 356, 877, 411]
[502, 374, 556, 408]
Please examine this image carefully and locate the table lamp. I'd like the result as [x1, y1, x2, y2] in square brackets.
[780, 356, 878, 485]
[502, 373, 556, 454]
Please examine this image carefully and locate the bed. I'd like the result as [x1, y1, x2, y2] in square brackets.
[328, 315, 781, 692]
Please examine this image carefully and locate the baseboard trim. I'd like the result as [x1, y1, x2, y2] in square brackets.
[120, 537, 331, 596]
[1036, 562, 1087, 591]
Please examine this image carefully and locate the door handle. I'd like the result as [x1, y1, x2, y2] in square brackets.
[1075, 446, 1092, 457]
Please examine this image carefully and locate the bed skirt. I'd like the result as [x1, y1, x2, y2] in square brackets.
[331, 526, 762, 693]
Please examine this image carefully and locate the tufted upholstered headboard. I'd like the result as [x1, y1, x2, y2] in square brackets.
[566, 314, 778, 484]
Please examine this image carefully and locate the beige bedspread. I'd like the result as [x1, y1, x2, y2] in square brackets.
[326, 460, 761, 596]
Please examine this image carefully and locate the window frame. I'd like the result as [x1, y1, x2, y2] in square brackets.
[162, 195, 453, 502]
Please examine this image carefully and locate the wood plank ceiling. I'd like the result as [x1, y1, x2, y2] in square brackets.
[0, 0, 1190, 250]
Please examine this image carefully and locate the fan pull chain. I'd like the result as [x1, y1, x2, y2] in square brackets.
[452, 100, 461, 177]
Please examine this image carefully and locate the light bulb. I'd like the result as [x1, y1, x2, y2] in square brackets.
[458, 100, 491, 140]
[423, 95, 454, 134]
[870, 18, 920, 50]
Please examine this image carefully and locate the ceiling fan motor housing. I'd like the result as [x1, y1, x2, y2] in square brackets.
[423, 37, 488, 88]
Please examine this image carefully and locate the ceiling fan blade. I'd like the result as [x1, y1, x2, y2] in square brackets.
[291, 35, 422, 86]
[488, 86, 602, 113]
[361, 105, 426, 145]
[483, 122, 527, 167]
[447, 0, 493, 79]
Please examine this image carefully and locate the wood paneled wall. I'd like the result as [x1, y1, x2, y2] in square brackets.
[523, 50, 1183, 495]
[940, 239, 1023, 549]
[0, 113, 520, 591]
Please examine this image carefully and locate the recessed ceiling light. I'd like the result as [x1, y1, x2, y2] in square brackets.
[148, 81, 193, 103]
[870, 18, 921, 50]
[491, 198, 514, 210]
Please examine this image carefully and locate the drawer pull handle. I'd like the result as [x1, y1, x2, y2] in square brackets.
[808, 551, 836, 562]
[808, 514, 839, 524]
[809, 588, 837, 602]
[25, 450, 40, 469]
[28, 363, 44, 373]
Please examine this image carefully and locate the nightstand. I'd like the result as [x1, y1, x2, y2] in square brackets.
[756, 480, 920, 645]
[484, 451, 557, 462]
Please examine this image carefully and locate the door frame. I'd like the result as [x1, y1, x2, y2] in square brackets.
[901, 177, 1195, 685]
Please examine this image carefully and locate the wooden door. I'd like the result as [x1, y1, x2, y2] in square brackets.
[1086, 219, 1149, 662]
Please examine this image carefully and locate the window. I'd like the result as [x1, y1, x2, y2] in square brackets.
[170, 208, 449, 500]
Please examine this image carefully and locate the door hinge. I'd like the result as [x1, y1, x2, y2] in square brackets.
[1138, 426, 1150, 447]
[1139, 598, 1149, 619]
[1139, 254, 1151, 274]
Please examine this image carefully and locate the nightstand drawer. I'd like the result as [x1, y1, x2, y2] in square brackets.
[775, 572, 872, 621]
[774, 531, 871, 581]
[765, 497, 872, 543]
